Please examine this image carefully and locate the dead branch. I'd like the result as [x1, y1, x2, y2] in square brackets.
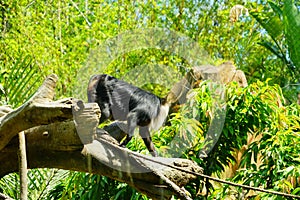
[0, 74, 203, 200]
[18, 131, 28, 200]
[0, 74, 73, 151]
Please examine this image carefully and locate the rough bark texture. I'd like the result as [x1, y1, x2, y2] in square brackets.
[166, 62, 247, 108]
[193, 61, 248, 88]
[0, 74, 203, 200]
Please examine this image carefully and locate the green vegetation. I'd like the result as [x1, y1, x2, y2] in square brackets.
[0, 0, 299, 199]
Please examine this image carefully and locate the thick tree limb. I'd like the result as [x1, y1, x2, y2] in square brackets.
[0, 74, 73, 151]
[0, 74, 203, 200]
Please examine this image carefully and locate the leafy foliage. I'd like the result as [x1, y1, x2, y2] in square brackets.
[0, 54, 41, 106]
[174, 80, 300, 199]
[250, 0, 300, 101]
[0, 0, 299, 199]
[0, 169, 69, 200]
[126, 79, 300, 199]
[46, 172, 147, 200]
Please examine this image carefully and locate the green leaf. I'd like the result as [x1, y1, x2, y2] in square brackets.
[250, 9, 283, 39]
[258, 41, 284, 59]
[283, 0, 300, 69]
[268, 1, 283, 18]
[292, 187, 300, 195]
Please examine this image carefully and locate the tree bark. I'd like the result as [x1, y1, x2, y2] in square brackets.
[18, 131, 28, 200]
[0, 74, 203, 200]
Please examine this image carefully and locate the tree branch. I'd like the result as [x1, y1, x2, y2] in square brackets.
[0, 74, 203, 200]
[18, 131, 28, 200]
[0, 74, 73, 151]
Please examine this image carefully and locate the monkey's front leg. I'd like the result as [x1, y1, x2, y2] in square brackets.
[139, 127, 158, 157]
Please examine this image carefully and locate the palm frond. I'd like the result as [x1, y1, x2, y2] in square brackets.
[1, 54, 42, 107]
